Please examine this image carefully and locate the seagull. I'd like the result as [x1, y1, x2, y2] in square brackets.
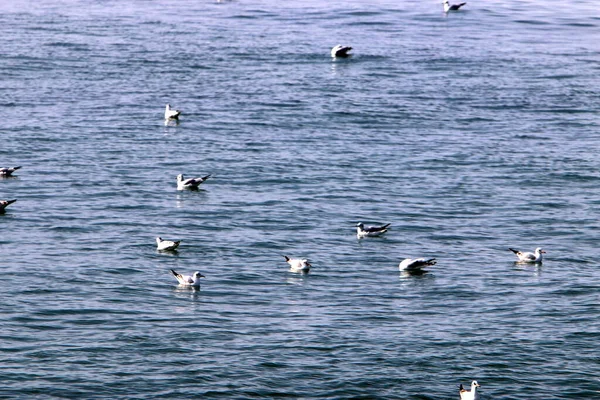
[459, 381, 480, 400]
[171, 269, 205, 287]
[331, 44, 353, 58]
[443, 0, 467, 12]
[399, 258, 436, 273]
[509, 247, 545, 263]
[283, 256, 312, 273]
[356, 222, 390, 238]
[177, 174, 211, 190]
[0, 166, 22, 177]
[165, 104, 181, 120]
[0, 199, 17, 213]
[156, 237, 181, 251]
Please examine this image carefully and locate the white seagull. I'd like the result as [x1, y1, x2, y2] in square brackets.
[459, 380, 480, 400]
[509, 247, 545, 263]
[283, 255, 312, 273]
[165, 104, 181, 120]
[156, 237, 181, 251]
[171, 269, 205, 287]
[0, 199, 17, 213]
[177, 173, 211, 190]
[444, 0, 467, 12]
[331, 44, 353, 58]
[0, 166, 22, 177]
[399, 258, 437, 273]
[356, 222, 390, 238]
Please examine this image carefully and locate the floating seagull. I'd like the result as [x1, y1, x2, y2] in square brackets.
[165, 104, 181, 120]
[170, 269, 205, 287]
[331, 44, 353, 58]
[509, 247, 545, 263]
[443, 0, 467, 12]
[156, 237, 181, 251]
[0, 166, 22, 177]
[356, 222, 390, 238]
[399, 258, 437, 273]
[283, 255, 312, 273]
[0, 199, 17, 213]
[459, 381, 480, 400]
[177, 174, 211, 190]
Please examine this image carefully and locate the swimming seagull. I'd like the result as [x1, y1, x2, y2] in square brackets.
[399, 258, 436, 273]
[509, 247, 545, 263]
[458, 381, 480, 400]
[0, 199, 17, 213]
[177, 174, 211, 190]
[165, 104, 181, 120]
[331, 44, 353, 58]
[356, 222, 390, 238]
[443, 0, 466, 12]
[283, 255, 312, 273]
[170, 269, 205, 287]
[156, 237, 181, 251]
[0, 166, 22, 177]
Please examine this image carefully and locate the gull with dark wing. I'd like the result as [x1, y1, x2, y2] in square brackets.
[331, 44, 353, 58]
[399, 258, 436, 273]
[164, 104, 181, 120]
[0, 166, 22, 177]
[283, 256, 312, 273]
[356, 222, 390, 238]
[177, 173, 211, 190]
[156, 237, 181, 251]
[443, 0, 467, 12]
[0, 199, 17, 213]
[509, 247, 545, 263]
[458, 380, 480, 400]
[171, 269, 205, 287]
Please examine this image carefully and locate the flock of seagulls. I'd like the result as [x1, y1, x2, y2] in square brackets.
[2, 7, 517, 394]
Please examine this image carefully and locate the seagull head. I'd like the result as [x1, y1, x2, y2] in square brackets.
[535, 247, 546, 254]
[194, 272, 205, 279]
[471, 381, 480, 388]
[177, 174, 184, 182]
[302, 260, 311, 267]
[356, 222, 364, 228]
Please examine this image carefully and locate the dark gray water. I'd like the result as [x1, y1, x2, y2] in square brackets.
[1, 0, 599, 398]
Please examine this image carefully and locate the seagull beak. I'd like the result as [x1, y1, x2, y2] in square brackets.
[541, 250, 547, 253]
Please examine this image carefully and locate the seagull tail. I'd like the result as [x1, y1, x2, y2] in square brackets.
[508, 248, 520, 254]
[6, 199, 17, 205]
[425, 258, 436, 266]
[170, 269, 181, 278]
[381, 223, 391, 229]
[283, 255, 290, 262]
[201, 174, 211, 181]
[12, 166, 22, 171]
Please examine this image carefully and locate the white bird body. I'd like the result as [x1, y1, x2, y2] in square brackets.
[156, 237, 181, 251]
[284, 256, 312, 273]
[399, 258, 436, 272]
[165, 104, 181, 120]
[0, 166, 21, 177]
[459, 381, 480, 400]
[177, 174, 211, 190]
[444, 0, 467, 12]
[356, 222, 390, 238]
[331, 44, 353, 58]
[0, 199, 17, 213]
[171, 269, 205, 287]
[509, 247, 545, 263]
